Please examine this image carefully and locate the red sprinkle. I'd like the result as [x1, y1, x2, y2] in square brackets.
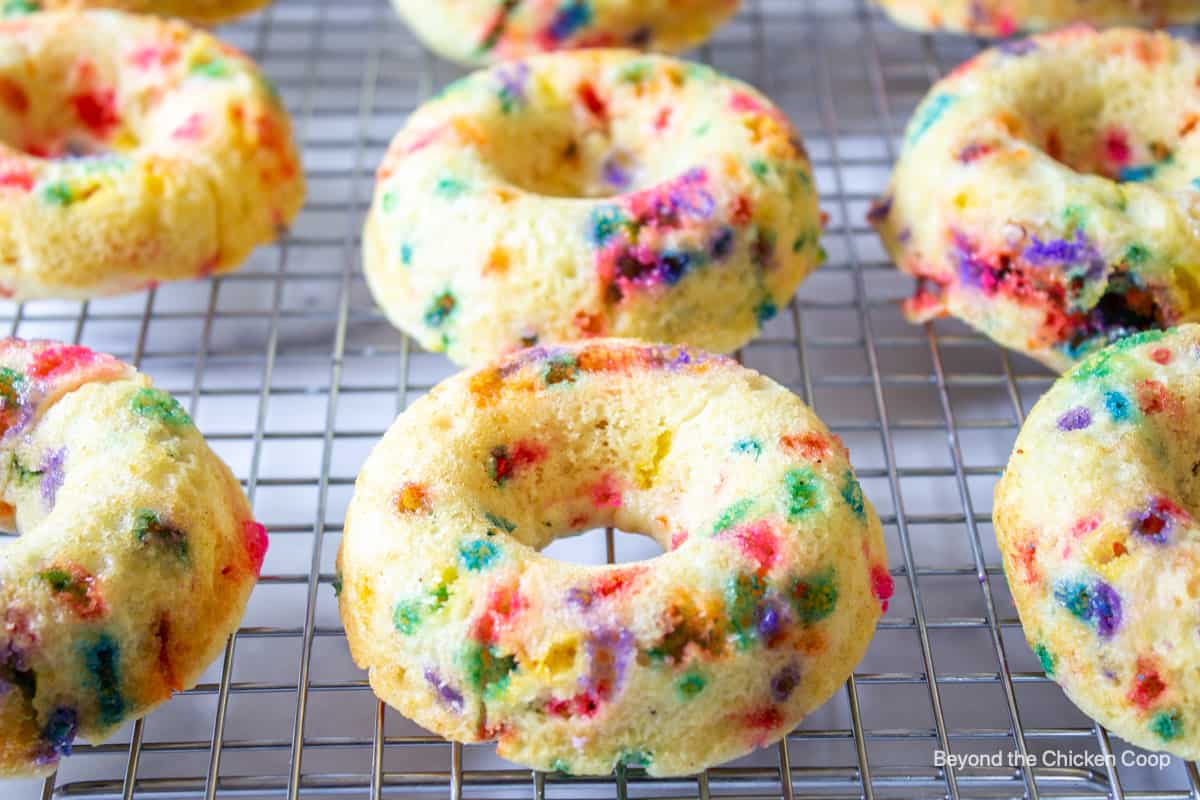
[743, 705, 783, 730]
[1151, 347, 1173, 365]
[1104, 128, 1131, 165]
[589, 472, 623, 509]
[1127, 658, 1166, 709]
[242, 520, 269, 575]
[869, 564, 894, 612]
[70, 88, 121, 139]
[577, 81, 607, 119]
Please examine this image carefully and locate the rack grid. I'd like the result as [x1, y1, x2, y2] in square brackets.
[5, 0, 1198, 798]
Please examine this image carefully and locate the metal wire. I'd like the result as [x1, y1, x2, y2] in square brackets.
[7, 0, 1200, 798]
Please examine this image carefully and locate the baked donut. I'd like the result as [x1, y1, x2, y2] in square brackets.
[365, 49, 821, 367]
[0, 338, 266, 777]
[7, 1, 271, 24]
[391, 0, 741, 66]
[0, 10, 304, 300]
[338, 339, 891, 776]
[872, 0, 1200, 37]
[871, 27, 1200, 372]
[995, 324, 1200, 758]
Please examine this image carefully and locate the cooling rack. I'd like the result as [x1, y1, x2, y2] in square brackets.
[6, 0, 1200, 797]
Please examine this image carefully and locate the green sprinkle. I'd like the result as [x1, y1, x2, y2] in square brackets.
[712, 497, 754, 534]
[840, 471, 865, 518]
[41, 181, 73, 206]
[754, 299, 778, 325]
[484, 512, 516, 534]
[1, 1, 37, 17]
[618, 62, 650, 84]
[332, 572, 343, 597]
[551, 759, 572, 775]
[790, 567, 838, 624]
[1112, 328, 1165, 351]
[131, 387, 192, 428]
[132, 509, 188, 562]
[750, 160, 769, 181]
[784, 467, 821, 519]
[676, 671, 706, 700]
[11, 454, 41, 484]
[1034, 643, 1055, 677]
[1124, 243, 1150, 265]
[191, 59, 231, 78]
[380, 191, 399, 213]
[1151, 710, 1183, 741]
[435, 176, 468, 198]
[393, 599, 422, 635]
[619, 750, 652, 768]
[466, 645, 517, 697]
[0, 367, 25, 406]
[726, 572, 767, 649]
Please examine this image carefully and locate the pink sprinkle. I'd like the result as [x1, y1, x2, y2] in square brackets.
[870, 564, 894, 613]
[1105, 129, 1131, 165]
[669, 530, 689, 550]
[28, 344, 98, 379]
[589, 473, 622, 509]
[730, 91, 766, 114]
[172, 113, 205, 141]
[732, 520, 779, 575]
[0, 170, 32, 192]
[242, 520, 269, 575]
[1151, 347, 1172, 365]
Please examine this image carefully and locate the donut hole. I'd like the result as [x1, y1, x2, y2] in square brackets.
[0, 47, 138, 159]
[541, 526, 666, 565]
[996, 54, 1196, 189]
[474, 95, 688, 198]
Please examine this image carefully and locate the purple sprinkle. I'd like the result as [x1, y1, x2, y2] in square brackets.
[867, 195, 892, 224]
[495, 63, 529, 106]
[580, 628, 635, 696]
[1023, 230, 1105, 281]
[34, 707, 77, 765]
[1056, 407, 1092, 432]
[999, 38, 1038, 56]
[602, 155, 632, 190]
[424, 669, 464, 713]
[1091, 582, 1122, 638]
[757, 598, 787, 640]
[40, 448, 65, 508]
[952, 232, 993, 289]
[770, 663, 801, 702]
[566, 586, 594, 610]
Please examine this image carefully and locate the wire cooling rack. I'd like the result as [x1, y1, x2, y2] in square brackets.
[7, 0, 1200, 797]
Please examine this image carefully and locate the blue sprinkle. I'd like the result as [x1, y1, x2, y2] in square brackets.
[906, 93, 956, 145]
[81, 635, 125, 726]
[1104, 391, 1132, 422]
[460, 539, 500, 571]
[1119, 164, 1156, 183]
[732, 438, 762, 459]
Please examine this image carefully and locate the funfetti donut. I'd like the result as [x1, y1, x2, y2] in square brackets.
[0, 338, 266, 777]
[392, 0, 741, 66]
[365, 49, 821, 367]
[872, 0, 1200, 37]
[995, 324, 1200, 759]
[871, 27, 1200, 372]
[0, 10, 304, 300]
[338, 339, 891, 776]
[8, 1, 271, 24]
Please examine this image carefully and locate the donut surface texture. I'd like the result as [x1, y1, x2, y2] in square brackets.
[995, 324, 1200, 759]
[0, 338, 266, 777]
[365, 50, 821, 367]
[11, 1, 271, 24]
[0, 10, 304, 300]
[338, 339, 891, 776]
[871, 27, 1200, 372]
[873, 0, 1200, 37]
[391, 0, 740, 66]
